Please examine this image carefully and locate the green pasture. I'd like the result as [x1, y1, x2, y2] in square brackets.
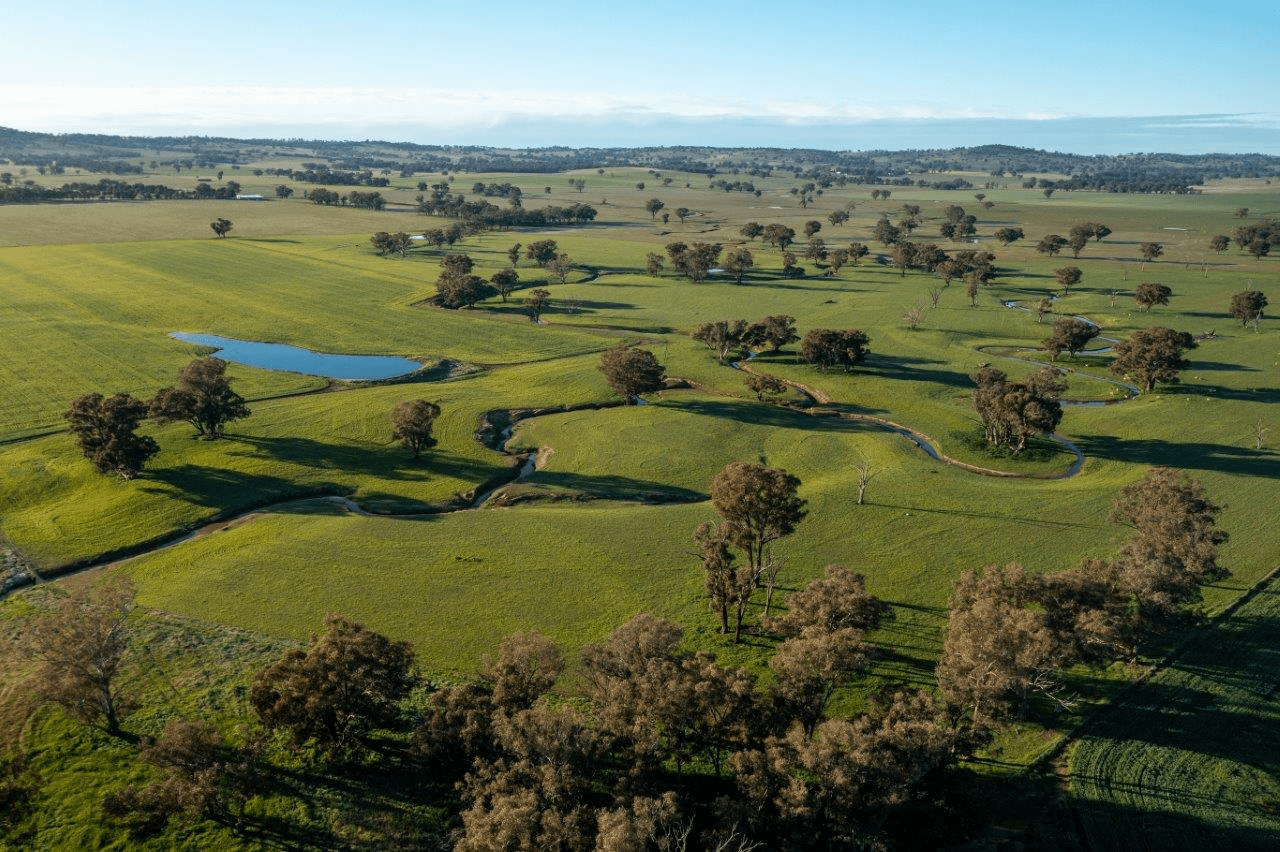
[0, 353, 610, 568]
[1, 166, 1279, 847]
[1031, 581, 1280, 850]
[0, 235, 610, 437]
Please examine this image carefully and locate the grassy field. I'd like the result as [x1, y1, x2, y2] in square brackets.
[1031, 577, 1280, 850]
[1, 167, 1278, 846]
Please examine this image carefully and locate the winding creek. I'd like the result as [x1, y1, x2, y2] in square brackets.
[5, 296, 1136, 593]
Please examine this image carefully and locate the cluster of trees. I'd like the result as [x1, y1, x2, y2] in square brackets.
[691, 315, 798, 362]
[417, 181, 598, 229]
[65, 357, 250, 479]
[938, 205, 977, 241]
[937, 467, 1226, 727]
[433, 244, 575, 310]
[1229, 219, 1280, 258]
[801, 328, 871, 372]
[434, 253, 490, 309]
[286, 167, 390, 187]
[369, 230, 413, 256]
[709, 178, 758, 193]
[1066, 221, 1112, 256]
[470, 181, 522, 198]
[305, 188, 385, 209]
[0, 179, 240, 204]
[1110, 327, 1197, 391]
[970, 364, 1066, 454]
[664, 241, 722, 282]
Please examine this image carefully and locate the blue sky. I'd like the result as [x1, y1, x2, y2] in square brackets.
[2, 0, 1276, 153]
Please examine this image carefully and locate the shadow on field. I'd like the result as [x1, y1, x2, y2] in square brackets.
[222, 435, 498, 483]
[238, 743, 450, 849]
[1179, 360, 1259, 373]
[1170, 382, 1280, 404]
[140, 465, 309, 507]
[669, 398, 876, 431]
[1028, 797, 1280, 852]
[864, 354, 974, 389]
[522, 469, 705, 503]
[1074, 433, 1280, 478]
[1027, 590, 1280, 850]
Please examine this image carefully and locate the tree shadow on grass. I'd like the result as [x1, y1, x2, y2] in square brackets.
[1163, 381, 1280, 403]
[222, 435, 497, 483]
[519, 469, 705, 503]
[665, 397, 880, 432]
[140, 465, 328, 509]
[1073, 433, 1280, 478]
[862, 354, 976, 390]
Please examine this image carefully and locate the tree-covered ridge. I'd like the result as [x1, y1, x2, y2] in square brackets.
[1, 126, 1277, 189]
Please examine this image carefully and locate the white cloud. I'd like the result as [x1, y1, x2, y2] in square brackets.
[0, 85, 1067, 134]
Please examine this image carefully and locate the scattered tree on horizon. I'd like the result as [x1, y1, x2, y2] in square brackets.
[210, 218, 233, 238]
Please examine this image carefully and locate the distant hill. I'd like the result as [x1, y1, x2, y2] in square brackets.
[2, 127, 1278, 193]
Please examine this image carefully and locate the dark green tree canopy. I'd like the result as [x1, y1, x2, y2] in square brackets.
[597, 345, 665, 402]
[250, 615, 416, 755]
[1109, 326, 1196, 391]
[66, 392, 159, 478]
[391, 400, 441, 460]
[800, 328, 870, 372]
[1134, 281, 1172, 311]
[1229, 290, 1267, 327]
[151, 356, 251, 438]
[1042, 316, 1099, 360]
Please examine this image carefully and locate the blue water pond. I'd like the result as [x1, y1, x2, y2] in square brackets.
[169, 332, 422, 380]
